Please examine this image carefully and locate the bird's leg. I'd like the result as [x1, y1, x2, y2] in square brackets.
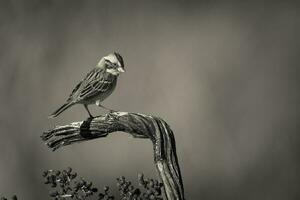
[84, 104, 94, 118]
[96, 101, 116, 113]
[99, 104, 115, 112]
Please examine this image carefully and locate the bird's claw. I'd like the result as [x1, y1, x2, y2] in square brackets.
[109, 109, 117, 113]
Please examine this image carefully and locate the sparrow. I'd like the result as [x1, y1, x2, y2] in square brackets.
[49, 52, 125, 118]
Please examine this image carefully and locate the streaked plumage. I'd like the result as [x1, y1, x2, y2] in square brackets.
[49, 52, 125, 118]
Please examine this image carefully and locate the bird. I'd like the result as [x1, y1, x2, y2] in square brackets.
[49, 52, 125, 118]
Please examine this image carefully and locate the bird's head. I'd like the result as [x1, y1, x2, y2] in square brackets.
[97, 52, 125, 75]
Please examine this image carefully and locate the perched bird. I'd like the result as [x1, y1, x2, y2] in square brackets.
[49, 52, 125, 118]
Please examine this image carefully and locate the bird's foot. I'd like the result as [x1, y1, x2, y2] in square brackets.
[109, 109, 118, 113]
[97, 103, 118, 113]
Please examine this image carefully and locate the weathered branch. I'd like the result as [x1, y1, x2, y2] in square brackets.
[42, 112, 185, 200]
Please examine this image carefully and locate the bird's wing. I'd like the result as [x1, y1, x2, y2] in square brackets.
[70, 68, 115, 102]
[66, 80, 83, 102]
[65, 68, 96, 102]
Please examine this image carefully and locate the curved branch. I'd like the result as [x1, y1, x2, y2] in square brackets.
[41, 112, 185, 200]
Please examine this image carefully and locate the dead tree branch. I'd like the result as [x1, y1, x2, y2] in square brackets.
[41, 112, 185, 200]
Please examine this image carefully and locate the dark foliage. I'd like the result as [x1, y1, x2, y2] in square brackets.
[0, 195, 17, 200]
[43, 167, 164, 200]
[117, 174, 163, 200]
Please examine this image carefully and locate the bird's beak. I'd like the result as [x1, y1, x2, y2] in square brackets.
[117, 66, 125, 73]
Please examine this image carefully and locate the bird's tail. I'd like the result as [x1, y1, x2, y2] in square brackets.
[48, 102, 74, 118]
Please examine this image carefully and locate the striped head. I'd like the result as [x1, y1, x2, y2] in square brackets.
[97, 52, 125, 75]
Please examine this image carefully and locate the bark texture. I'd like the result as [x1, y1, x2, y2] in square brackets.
[42, 112, 185, 200]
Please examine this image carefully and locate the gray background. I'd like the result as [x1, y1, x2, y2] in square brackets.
[0, 0, 300, 199]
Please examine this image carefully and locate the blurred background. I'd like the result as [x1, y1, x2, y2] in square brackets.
[0, 0, 299, 199]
